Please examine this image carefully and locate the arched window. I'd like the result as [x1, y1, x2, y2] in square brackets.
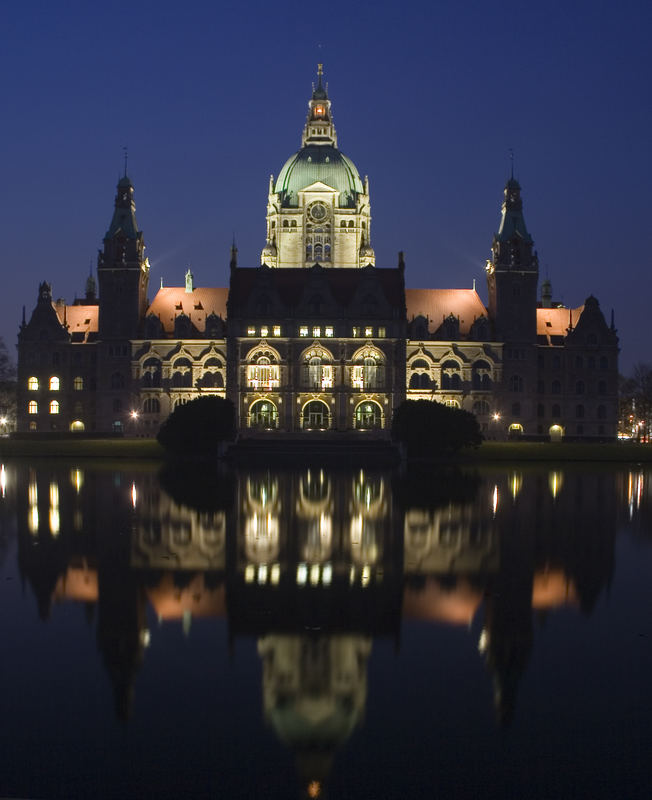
[509, 375, 523, 393]
[352, 350, 384, 390]
[28, 376, 39, 391]
[282, 219, 289, 228]
[73, 376, 83, 391]
[302, 400, 330, 430]
[552, 404, 561, 418]
[28, 400, 38, 414]
[575, 356, 584, 369]
[110, 372, 125, 390]
[49, 400, 60, 414]
[551, 380, 561, 394]
[171, 358, 192, 388]
[340, 220, 346, 228]
[143, 398, 160, 414]
[576, 380, 585, 395]
[598, 405, 606, 420]
[576, 404, 585, 419]
[142, 358, 162, 388]
[354, 401, 382, 429]
[441, 360, 461, 390]
[250, 400, 279, 429]
[511, 402, 521, 417]
[472, 360, 492, 390]
[348, 220, 354, 228]
[537, 403, 545, 418]
[600, 356, 608, 370]
[49, 376, 60, 391]
[247, 352, 280, 390]
[411, 359, 430, 370]
[598, 380, 607, 395]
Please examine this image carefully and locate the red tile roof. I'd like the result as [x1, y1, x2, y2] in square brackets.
[536, 305, 584, 340]
[55, 304, 99, 341]
[146, 287, 228, 334]
[405, 288, 488, 335]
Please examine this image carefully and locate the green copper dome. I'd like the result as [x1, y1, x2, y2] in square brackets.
[274, 145, 364, 208]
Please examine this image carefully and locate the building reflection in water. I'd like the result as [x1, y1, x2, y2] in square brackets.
[9, 459, 633, 794]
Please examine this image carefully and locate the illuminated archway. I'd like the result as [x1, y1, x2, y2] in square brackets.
[70, 420, 85, 432]
[301, 400, 330, 430]
[354, 400, 383, 430]
[549, 424, 564, 443]
[249, 399, 279, 430]
[508, 423, 523, 439]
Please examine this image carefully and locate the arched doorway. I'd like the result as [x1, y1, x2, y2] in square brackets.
[70, 420, 85, 432]
[508, 423, 523, 440]
[354, 401, 383, 430]
[302, 400, 330, 430]
[549, 424, 564, 442]
[249, 400, 279, 430]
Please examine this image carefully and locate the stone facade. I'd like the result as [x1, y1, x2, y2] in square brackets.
[16, 70, 619, 441]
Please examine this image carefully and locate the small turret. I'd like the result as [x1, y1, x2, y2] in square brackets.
[301, 64, 337, 148]
[541, 278, 552, 308]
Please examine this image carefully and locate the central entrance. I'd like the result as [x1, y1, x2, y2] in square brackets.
[302, 400, 330, 430]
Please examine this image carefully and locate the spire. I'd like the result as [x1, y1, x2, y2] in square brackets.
[230, 237, 238, 271]
[105, 174, 139, 239]
[490, 177, 537, 272]
[185, 268, 194, 293]
[85, 258, 97, 301]
[302, 65, 337, 147]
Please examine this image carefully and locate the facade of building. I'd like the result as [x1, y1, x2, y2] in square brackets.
[16, 69, 619, 440]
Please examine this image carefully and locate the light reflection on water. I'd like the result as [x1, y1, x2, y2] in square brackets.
[0, 461, 652, 799]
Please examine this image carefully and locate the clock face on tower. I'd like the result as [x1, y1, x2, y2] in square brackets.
[308, 202, 327, 222]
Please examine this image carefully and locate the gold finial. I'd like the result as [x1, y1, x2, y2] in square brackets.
[317, 63, 323, 77]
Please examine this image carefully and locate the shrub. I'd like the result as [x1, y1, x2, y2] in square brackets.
[391, 399, 482, 458]
[157, 396, 236, 457]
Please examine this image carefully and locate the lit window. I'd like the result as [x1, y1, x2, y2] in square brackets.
[299, 326, 309, 337]
[73, 376, 84, 391]
[313, 326, 321, 338]
[273, 325, 281, 336]
[28, 400, 38, 414]
[364, 327, 373, 337]
[247, 326, 256, 336]
[325, 326, 334, 337]
[378, 327, 386, 338]
[49, 400, 60, 414]
[352, 327, 360, 337]
[49, 376, 60, 391]
[28, 376, 39, 391]
[260, 326, 269, 337]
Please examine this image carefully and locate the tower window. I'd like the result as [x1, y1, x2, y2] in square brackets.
[49, 400, 60, 415]
[49, 376, 60, 391]
[28, 401, 38, 414]
[73, 376, 84, 391]
[28, 376, 39, 391]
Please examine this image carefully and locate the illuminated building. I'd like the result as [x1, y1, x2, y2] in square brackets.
[16, 68, 618, 440]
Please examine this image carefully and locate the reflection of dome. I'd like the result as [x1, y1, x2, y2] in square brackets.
[275, 145, 364, 208]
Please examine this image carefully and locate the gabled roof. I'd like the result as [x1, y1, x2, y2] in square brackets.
[53, 303, 99, 343]
[405, 288, 488, 336]
[147, 287, 228, 334]
[536, 305, 583, 341]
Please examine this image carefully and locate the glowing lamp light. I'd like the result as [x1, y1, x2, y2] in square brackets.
[0, 464, 6, 498]
[492, 413, 501, 421]
[130, 410, 139, 420]
[0, 416, 7, 426]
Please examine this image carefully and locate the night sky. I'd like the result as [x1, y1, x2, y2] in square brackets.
[3, 0, 650, 373]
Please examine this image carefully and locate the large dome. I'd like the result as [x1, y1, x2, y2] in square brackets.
[274, 145, 364, 209]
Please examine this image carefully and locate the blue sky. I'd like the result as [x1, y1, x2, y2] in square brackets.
[3, 0, 650, 371]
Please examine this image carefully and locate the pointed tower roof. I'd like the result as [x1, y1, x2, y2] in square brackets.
[105, 174, 140, 239]
[496, 177, 532, 243]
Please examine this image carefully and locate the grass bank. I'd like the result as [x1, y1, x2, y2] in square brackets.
[460, 441, 652, 463]
[0, 437, 650, 465]
[0, 437, 165, 460]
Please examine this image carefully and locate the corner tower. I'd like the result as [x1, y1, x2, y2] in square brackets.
[486, 178, 539, 341]
[262, 66, 374, 269]
[98, 175, 150, 339]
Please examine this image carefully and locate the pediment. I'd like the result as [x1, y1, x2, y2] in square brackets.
[298, 181, 339, 195]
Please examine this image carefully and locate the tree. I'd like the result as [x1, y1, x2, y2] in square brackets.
[621, 363, 652, 441]
[157, 396, 236, 458]
[391, 399, 482, 459]
[0, 337, 16, 432]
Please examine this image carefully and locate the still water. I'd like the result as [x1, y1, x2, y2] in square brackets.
[0, 460, 651, 799]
